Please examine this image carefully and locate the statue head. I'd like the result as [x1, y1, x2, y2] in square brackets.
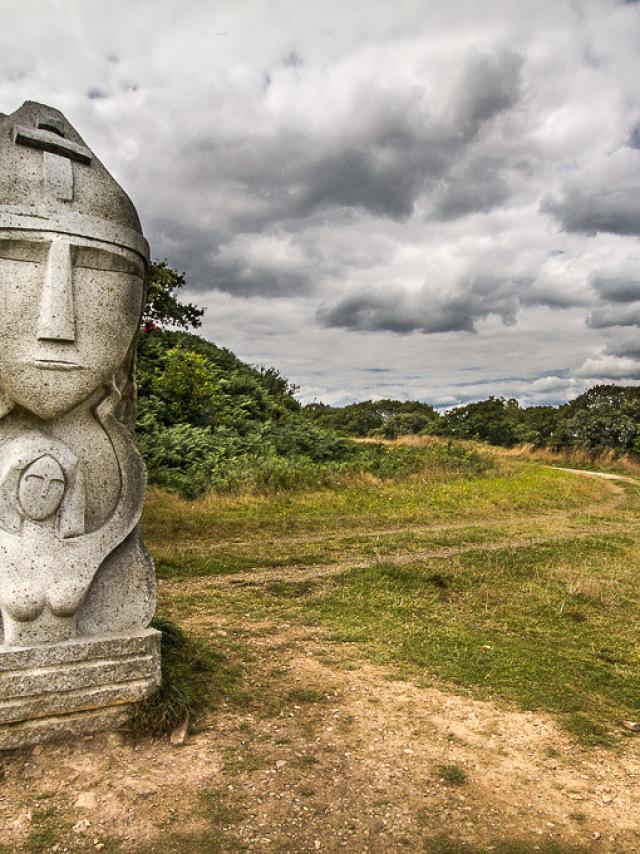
[18, 454, 66, 521]
[0, 432, 85, 538]
[0, 101, 149, 421]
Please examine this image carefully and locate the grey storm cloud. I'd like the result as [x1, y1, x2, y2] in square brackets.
[542, 148, 640, 238]
[318, 291, 477, 334]
[148, 222, 223, 288]
[543, 188, 640, 237]
[318, 275, 526, 334]
[296, 140, 432, 221]
[164, 48, 524, 298]
[604, 333, 640, 359]
[520, 282, 591, 309]
[587, 303, 640, 328]
[178, 48, 523, 231]
[207, 257, 314, 298]
[575, 360, 640, 380]
[592, 276, 640, 303]
[451, 49, 523, 137]
[430, 157, 511, 221]
[150, 222, 317, 297]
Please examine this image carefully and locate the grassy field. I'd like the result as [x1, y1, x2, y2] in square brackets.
[144, 442, 640, 746]
[4, 440, 640, 854]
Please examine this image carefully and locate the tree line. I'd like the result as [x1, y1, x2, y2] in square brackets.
[303, 387, 640, 454]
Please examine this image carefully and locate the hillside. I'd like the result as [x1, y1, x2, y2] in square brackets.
[136, 325, 640, 505]
[135, 328, 487, 498]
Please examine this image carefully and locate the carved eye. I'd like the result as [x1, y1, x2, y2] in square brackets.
[0, 240, 48, 263]
[75, 247, 143, 277]
[24, 474, 64, 485]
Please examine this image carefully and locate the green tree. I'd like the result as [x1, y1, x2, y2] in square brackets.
[553, 385, 640, 453]
[303, 399, 439, 437]
[436, 397, 522, 446]
[143, 260, 205, 330]
[515, 405, 558, 446]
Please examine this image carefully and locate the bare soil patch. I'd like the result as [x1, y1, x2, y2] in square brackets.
[1, 619, 639, 853]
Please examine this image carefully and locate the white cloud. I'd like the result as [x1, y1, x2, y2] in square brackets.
[575, 354, 640, 380]
[2, 0, 640, 406]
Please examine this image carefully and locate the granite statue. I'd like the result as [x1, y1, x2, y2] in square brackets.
[0, 101, 161, 749]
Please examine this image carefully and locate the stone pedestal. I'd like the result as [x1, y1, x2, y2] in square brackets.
[0, 628, 161, 750]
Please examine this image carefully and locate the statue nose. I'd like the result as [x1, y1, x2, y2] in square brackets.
[36, 240, 75, 342]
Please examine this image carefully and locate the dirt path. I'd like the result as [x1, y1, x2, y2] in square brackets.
[548, 465, 640, 485]
[162, 526, 628, 592]
[162, 473, 630, 590]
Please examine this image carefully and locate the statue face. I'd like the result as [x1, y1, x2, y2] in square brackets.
[18, 454, 66, 521]
[0, 231, 144, 420]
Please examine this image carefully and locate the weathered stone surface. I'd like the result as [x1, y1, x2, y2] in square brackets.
[0, 629, 160, 700]
[0, 100, 160, 747]
[1, 680, 151, 724]
[0, 706, 132, 751]
[75, 791, 98, 810]
[0, 629, 160, 746]
[0, 629, 159, 671]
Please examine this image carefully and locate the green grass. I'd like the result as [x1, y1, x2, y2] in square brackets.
[145, 460, 617, 582]
[130, 832, 590, 854]
[24, 807, 61, 854]
[197, 788, 243, 824]
[223, 747, 270, 774]
[129, 617, 243, 736]
[302, 535, 640, 743]
[127, 788, 245, 853]
[129, 832, 590, 854]
[131, 830, 231, 854]
[437, 763, 468, 785]
[144, 455, 604, 545]
[146, 449, 640, 746]
[285, 686, 329, 704]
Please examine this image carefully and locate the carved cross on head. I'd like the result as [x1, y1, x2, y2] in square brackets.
[14, 114, 93, 203]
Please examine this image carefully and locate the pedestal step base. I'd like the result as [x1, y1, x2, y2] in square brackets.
[0, 628, 161, 750]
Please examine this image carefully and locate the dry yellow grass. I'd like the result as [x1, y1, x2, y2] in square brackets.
[360, 434, 640, 477]
[484, 442, 640, 475]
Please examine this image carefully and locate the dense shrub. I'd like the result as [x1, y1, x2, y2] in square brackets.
[551, 385, 640, 453]
[434, 397, 522, 446]
[304, 399, 439, 437]
[305, 386, 640, 458]
[135, 330, 478, 497]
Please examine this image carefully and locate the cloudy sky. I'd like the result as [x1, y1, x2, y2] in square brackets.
[1, 0, 640, 407]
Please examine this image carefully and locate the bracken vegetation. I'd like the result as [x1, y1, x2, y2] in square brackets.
[136, 327, 489, 499]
